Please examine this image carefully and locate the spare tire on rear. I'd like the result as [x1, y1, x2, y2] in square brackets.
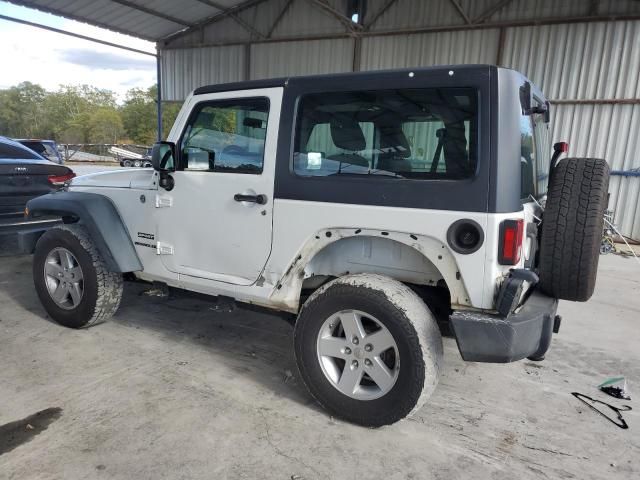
[538, 158, 609, 301]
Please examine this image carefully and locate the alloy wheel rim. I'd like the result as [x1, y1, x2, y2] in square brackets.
[44, 247, 84, 310]
[316, 309, 400, 401]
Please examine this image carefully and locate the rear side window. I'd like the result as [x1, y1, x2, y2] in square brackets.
[520, 111, 550, 201]
[533, 114, 550, 197]
[0, 142, 41, 160]
[293, 88, 478, 180]
[180, 97, 269, 174]
[520, 116, 536, 200]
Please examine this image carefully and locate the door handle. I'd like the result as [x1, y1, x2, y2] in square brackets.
[234, 193, 267, 205]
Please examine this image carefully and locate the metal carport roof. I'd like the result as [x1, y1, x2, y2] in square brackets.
[6, 0, 266, 41]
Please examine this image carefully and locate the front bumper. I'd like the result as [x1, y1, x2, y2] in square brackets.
[0, 215, 61, 233]
[450, 289, 559, 363]
[0, 215, 62, 254]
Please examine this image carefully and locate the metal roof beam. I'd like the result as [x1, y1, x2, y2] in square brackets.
[307, 0, 363, 32]
[194, 0, 266, 39]
[472, 0, 515, 24]
[0, 13, 156, 56]
[162, 0, 271, 42]
[267, 0, 295, 38]
[159, 13, 640, 48]
[108, 0, 196, 27]
[364, 0, 399, 30]
[449, 0, 471, 24]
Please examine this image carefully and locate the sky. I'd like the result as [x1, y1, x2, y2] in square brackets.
[0, 1, 157, 101]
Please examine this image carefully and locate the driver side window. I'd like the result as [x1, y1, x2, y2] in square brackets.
[181, 97, 269, 174]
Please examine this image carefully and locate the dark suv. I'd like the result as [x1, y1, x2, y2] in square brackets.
[16, 139, 64, 164]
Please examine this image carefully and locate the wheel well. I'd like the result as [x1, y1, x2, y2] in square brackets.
[299, 235, 452, 321]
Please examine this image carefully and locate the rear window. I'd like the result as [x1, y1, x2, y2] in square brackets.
[0, 142, 41, 160]
[293, 88, 478, 180]
[20, 141, 58, 159]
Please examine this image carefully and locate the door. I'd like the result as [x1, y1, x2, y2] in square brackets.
[155, 88, 282, 286]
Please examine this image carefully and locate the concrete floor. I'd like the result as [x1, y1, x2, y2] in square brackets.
[0, 246, 638, 480]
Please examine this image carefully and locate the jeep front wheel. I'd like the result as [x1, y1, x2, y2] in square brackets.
[294, 274, 443, 427]
[33, 225, 123, 328]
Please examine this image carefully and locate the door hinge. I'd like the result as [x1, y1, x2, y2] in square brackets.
[155, 195, 173, 208]
[156, 242, 174, 255]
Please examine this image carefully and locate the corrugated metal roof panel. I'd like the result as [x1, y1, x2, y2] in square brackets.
[367, 0, 466, 31]
[10, 0, 238, 40]
[267, 0, 351, 37]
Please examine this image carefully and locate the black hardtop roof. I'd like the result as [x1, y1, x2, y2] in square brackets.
[193, 64, 500, 96]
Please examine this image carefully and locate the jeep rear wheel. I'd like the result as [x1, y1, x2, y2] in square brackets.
[294, 274, 443, 427]
[33, 225, 123, 328]
[538, 158, 610, 302]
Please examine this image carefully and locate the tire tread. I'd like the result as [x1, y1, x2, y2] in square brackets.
[538, 158, 609, 301]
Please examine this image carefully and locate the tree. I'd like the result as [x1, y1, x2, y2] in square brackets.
[88, 108, 124, 143]
[0, 82, 47, 138]
[121, 85, 180, 144]
[0, 82, 178, 146]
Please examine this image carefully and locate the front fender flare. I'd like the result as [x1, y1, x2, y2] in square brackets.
[27, 191, 143, 273]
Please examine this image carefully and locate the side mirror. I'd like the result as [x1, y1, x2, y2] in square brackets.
[151, 142, 176, 172]
[543, 100, 550, 123]
[519, 81, 532, 114]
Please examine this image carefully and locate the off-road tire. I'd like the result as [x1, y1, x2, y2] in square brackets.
[33, 224, 123, 328]
[538, 158, 609, 301]
[294, 274, 443, 427]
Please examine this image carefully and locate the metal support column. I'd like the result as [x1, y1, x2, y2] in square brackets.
[156, 50, 163, 142]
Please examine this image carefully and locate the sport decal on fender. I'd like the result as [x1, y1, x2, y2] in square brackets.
[135, 232, 156, 249]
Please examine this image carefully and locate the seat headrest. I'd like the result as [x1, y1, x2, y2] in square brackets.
[330, 117, 366, 151]
[380, 126, 411, 158]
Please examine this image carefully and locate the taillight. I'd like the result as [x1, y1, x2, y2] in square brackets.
[498, 219, 524, 265]
[48, 171, 75, 186]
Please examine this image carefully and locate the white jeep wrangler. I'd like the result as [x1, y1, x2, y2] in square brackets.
[25, 65, 609, 427]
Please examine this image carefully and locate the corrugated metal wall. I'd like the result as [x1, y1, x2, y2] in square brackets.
[160, 0, 640, 238]
[501, 21, 640, 239]
[251, 38, 354, 79]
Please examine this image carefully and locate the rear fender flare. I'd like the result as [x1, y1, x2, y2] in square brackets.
[26, 191, 142, 273]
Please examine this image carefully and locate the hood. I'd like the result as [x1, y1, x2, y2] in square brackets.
[70, 168, 157, 190]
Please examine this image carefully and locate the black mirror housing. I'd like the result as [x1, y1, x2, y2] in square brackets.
[151, 141, 176, 172]
[519, 81, 532, 114]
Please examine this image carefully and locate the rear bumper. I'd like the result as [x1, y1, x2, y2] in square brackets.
[450, 289, 559, 363]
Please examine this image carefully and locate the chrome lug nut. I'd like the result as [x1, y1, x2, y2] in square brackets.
[364, 343, 372, 352]
[344, 347, 352, 355]
[352, 336, 359, 345]
[364, 359, 372, 367]
[352, 360, 359, 368]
